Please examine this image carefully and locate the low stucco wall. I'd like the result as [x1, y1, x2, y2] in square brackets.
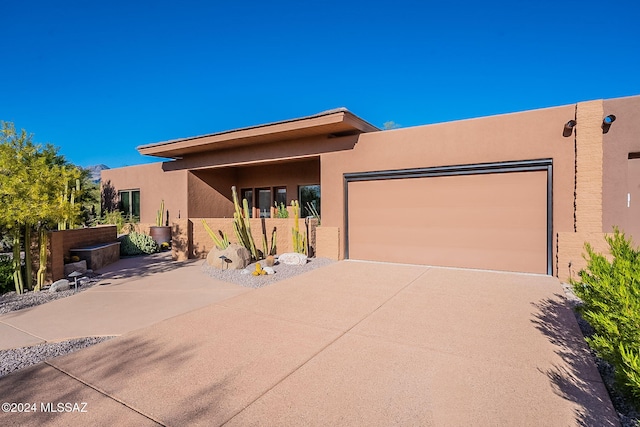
[48, 225, 118, 281]
[190, 218, 316, 259]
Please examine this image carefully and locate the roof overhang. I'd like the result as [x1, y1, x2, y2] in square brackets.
[137, 108, 379, 159]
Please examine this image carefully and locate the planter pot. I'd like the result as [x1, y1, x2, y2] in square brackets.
[149, 226, 172, 245]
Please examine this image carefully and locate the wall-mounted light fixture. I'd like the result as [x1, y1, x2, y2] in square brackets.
[602, 114, 616, 133]
[563, 120, 577, 137]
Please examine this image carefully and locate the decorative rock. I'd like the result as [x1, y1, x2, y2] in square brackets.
[278, 252, 308, 266]
[49, 279, 70, 293]
[264, 255, 276, 267]
[262, 267, 275, 275]
[207, 244, 251, 270]
[64, 260, 87, 277]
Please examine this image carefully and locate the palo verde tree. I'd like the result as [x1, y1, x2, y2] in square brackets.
[0, 121, 81, 294]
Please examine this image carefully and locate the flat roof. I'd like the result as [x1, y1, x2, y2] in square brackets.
[137, 108, 379, 158]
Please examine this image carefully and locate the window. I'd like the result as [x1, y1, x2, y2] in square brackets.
[274, 186, 287, 206]
[240, 189, 253, 218]
[119, 190, 140, 220]
[257, 188, 271, 218]
[299, 185, 320, 218]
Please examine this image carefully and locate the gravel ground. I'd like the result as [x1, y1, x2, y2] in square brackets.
[202, 257, 336, 288]
[0, 273, 103, 315]
[0, 337, 115, 378]
[562, 283, 640, 427]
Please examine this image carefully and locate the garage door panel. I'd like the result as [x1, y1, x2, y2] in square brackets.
[347, 171, 548, 274]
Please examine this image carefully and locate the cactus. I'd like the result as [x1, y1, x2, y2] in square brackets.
[291, 200, 307, 255]
[231, 186, 259, 260]
[202, 220, 230, 250]
[274, 202, 289, 218]
[35, 228, 47, 291]
[156, 199, 165, 227]
[270, 227, 277, 256]
[58, 178, 81, 230]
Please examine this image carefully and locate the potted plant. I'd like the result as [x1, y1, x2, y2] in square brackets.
[149, 200, 171, 246]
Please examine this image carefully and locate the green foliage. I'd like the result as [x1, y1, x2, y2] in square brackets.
[96, 210, 138, 233]
[201, 220, 230, 250]
[0, 255, 14, 294]
[274, 202, 289, 218]
[571, 229, 640, 404]
[231, 186, 259, 260]
[119, 231, 159, 256]
[0, 121, 81, 293]
[291, 200, 307, 255]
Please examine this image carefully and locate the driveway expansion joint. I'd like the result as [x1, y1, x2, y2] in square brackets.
[0, 320, 47, 343]
[45, 361, 166, 426]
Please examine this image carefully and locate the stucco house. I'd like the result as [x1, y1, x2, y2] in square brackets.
[102, 95, 640, 281]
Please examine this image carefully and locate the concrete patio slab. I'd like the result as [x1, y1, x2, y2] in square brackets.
[47, 305, 342, 427]
[0, 259, 620, 426]
[0, 363, 160, 427]
[0, 323, 44, 351]
[352, 267, 602, 378]
[0, 256, 249, 347]
[219, 261, 429, 330]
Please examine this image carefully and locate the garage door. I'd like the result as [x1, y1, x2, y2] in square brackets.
[345, 160, 552, 274]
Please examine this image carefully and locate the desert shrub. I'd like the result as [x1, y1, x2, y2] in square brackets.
[274, 202, 289, 218]
[572, 229, 640, 404]
[0, 255, 14, 294]
[119, 231, 159, 256]
[97, 211, 139, 234]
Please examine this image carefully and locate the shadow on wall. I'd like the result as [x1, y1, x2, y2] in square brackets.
[172, 221, 189, 261]
[531, 297, 619, 426]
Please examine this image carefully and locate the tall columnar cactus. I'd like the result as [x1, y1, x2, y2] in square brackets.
[156, 199, 165, 227]
[58, 178, 80, 230]
[231, 186, 259, 260]
[35, 228, 47, 291]
[291, 200, 307, 255]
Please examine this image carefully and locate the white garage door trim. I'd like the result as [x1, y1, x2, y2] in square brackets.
[343, 159, 553, 275]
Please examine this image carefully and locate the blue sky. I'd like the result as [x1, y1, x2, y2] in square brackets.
[1, 0, 639, 168]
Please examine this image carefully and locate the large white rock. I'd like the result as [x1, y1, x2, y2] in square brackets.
[262, 266, 275, 275]
[207, 243, 251, 270]
[278, 252, 308, 266]
[49, 279, 70, 293]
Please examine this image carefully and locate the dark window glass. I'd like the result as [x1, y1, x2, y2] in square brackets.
[257, 188, 271, 218]
[299, 185, 320, 218]
[118, 190, 140, 220]
[274, 187, 287, 206]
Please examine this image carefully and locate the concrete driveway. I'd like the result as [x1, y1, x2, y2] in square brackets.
[0, 260, 619, 426]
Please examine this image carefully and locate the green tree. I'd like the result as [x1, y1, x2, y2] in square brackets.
[0, 121, 81, 293]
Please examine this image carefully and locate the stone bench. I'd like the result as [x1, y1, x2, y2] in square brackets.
[69, 241, 120, 272]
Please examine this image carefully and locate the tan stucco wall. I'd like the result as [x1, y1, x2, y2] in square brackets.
[101, 163, 188, 224]
[602, 96, 640, 240]
[575, 101, 604, 233]
[321, 104, 577, 274]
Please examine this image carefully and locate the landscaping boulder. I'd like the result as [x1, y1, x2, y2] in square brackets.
[278, 252, 308, 266]
[207, 244, 251, 270]
[49, 279, 70, 293]
[64, 260, 87, 277]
